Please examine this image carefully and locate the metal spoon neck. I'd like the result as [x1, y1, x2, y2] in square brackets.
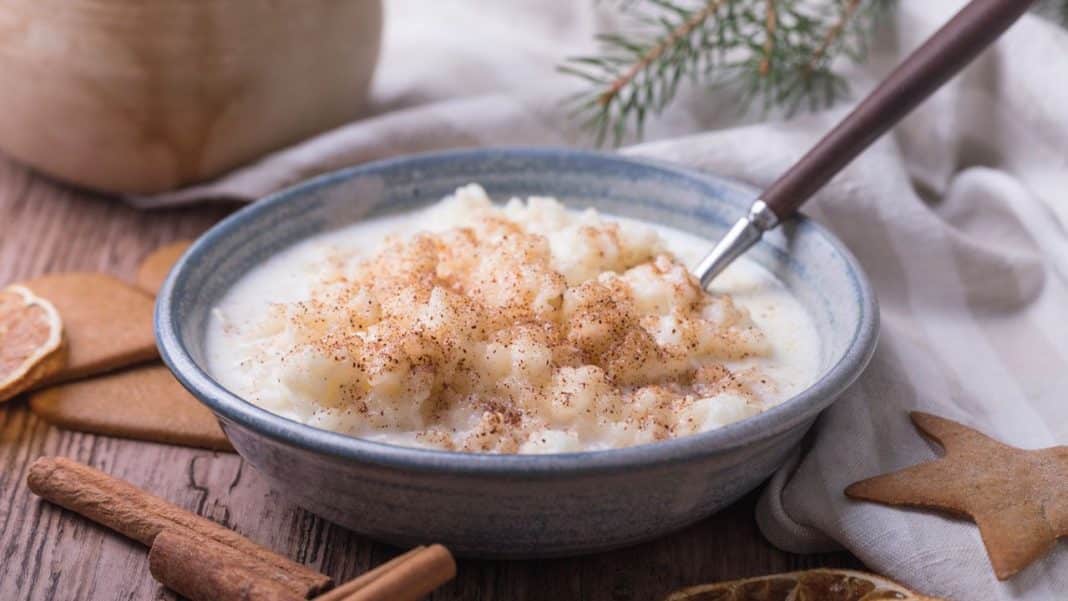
[694, 200, 780, 288]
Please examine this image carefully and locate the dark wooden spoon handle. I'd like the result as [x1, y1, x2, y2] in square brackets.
[760, 0, 1035, 220]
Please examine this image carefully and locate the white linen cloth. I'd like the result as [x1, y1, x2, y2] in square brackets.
[135, 2, 1068, 599]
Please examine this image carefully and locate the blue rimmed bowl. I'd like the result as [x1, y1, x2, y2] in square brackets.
[156, 147, 878, 558]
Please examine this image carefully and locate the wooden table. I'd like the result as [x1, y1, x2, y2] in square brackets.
[0, 154, 861, 600]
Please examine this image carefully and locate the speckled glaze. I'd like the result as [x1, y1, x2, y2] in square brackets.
[156, 148, 878, 558]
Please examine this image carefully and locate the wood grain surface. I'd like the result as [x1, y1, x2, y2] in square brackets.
[0, 154, 861, 600]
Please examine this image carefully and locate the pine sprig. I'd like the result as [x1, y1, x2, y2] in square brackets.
[561, 0, 892, 146]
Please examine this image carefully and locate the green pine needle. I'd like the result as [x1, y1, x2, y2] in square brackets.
[560, 0, 892, 146]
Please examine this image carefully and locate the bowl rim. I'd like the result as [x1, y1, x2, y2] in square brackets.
[156, 146, 879, 477]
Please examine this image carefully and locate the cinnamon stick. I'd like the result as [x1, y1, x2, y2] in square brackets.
[315, 544, 456, 601]
[311, 547, 425, 601]
[150, 529, 304, 601]
[27, 456, 331, 597]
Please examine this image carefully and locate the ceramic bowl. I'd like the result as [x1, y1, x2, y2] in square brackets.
[156, 148, 878, 558]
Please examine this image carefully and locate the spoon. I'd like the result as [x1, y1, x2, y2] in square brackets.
[695, 0, 1036, 286]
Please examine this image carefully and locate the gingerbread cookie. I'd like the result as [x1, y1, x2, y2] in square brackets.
[30, 364, 232, 451]
[137, 240, 192, 296]
[846, 412, 1068, 580]
[23, 272, 158, 382]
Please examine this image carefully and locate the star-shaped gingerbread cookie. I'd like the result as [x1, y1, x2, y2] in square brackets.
[845, 412, 1068, 580]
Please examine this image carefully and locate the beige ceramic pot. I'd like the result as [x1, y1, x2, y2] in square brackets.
[0, 0, 382, 194]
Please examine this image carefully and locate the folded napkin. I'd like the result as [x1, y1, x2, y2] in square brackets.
[135, 2, 1068, 599]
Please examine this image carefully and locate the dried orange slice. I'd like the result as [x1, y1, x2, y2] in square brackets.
[0, 285, 65, 402]
[665, 569, 944, 601]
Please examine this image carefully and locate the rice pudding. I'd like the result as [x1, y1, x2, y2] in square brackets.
[206, 185, 820, 453]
